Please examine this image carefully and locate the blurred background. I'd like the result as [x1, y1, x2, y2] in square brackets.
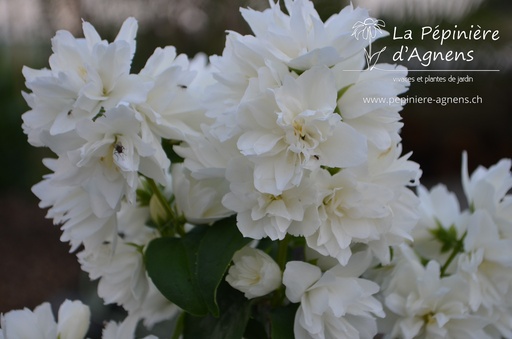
[0, 0, 510, 336]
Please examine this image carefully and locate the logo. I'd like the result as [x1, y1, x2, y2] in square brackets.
[352, 18, 387, 70]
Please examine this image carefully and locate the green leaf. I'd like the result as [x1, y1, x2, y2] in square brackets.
[196, 216, 252, 316]
[145, 216, 251, 317]
[270, 303, 298, 339]
[145, 236, 208, 316]
[183, 281, 252, 339]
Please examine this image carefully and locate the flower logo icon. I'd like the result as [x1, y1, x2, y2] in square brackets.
[352, 18, 387, 70]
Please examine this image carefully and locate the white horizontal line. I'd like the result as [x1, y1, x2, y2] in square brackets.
[341, 69, 500, 72]
[407, 69, 500, 72]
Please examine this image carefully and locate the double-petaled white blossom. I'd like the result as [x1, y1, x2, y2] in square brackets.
[237, 66, 367, 195]
[283, 252, 384, 339]
[78, 200, 178, 328]
[241, 0, 375, 70]
[395, 153, 512, 338]
[135, 46, 209, 142]
[22, 17, 151, 151]
[379, 245, 492, 339]
[305, 144, 420, 265]
[68, 105, 168, 207]
[335, 64, 409, 151]
[32, 158, 118, 251]
[15, 2, 456, 338]
[172, 163, 232, 224]
[223, 159, 321, 240]
[457, 209, 512, 312]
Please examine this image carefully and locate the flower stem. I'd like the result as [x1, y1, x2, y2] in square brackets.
[146, 177, 186, 237]
[276, 235, 290, 272]
[171, 312, 185, 339]
[147, 178, 173, 218]
[440, 231, 467, 276]
[271, 235, 291, 307]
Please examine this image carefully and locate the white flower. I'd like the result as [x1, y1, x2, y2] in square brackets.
[0, 303, 57, 339]
[0, 300, 91, 339]
[78, 239, 150, 313]
[361, 145, 421, 264]
[283, 254, 384, 339]
[101, 314, 141, 339]
[306, 145, 420, 265]
[173, 124, 241, 175]
[135, 46, 208, 141]
[79, 238, 178, 327]
[57, 300, 91, 339]
[22, 17, 151, 150]
[241, 0, 375, 70]
[205, 0, 387, 145]
[381, 245, 491, 339]
[462, 152, 512, 218]
[21, 69, 83, 149]
[171, 163, 233, 224]
[206, 32, 282, 141]
[457, 209, 512, 311]
[137, 283, 180, 329]
[49, 17, 144, 112]
[222, 159, 321, 240]
[480, 305, 512, 339]
[305, 167, 393, 265]
[77, 202, 177, 327]
[226, 246, 282, 299]
[62, 105, 168, 210]
[412, 183, 464, 266]
[416, 184, 461, 232]
[335, 64, 409, 151]
[32, 158, 117, 251]
[237, 66, 367, 195]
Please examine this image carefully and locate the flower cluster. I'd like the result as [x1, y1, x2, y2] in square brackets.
[22, 17, 206, 329]
[371, 153, 512, 338]
[5, 0, 511, 338]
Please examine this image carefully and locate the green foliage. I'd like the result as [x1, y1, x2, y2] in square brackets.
[429, 222, 459, 253]
[145, 216, 251, 317]
[182, 282, 298, 339]
[429, 221, 467, 276]
[183, 281, 252, 339]
[136, 178, 153, 206]
[243, 318, 268, 339]
[269, 303, 299, 339]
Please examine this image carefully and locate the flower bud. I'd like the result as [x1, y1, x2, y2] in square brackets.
[57, 299, 90, 339]
[0, 303, 57, 338]
[149, 193, 168, 225]
[226, 246, 281, 299]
